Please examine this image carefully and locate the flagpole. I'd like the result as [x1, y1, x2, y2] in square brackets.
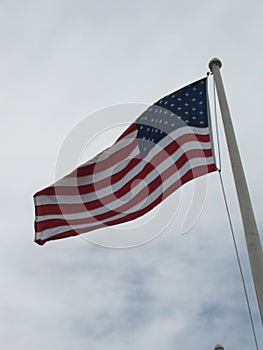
[209, 58, 263, 325]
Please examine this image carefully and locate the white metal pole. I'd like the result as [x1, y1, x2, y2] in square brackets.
[209, 58, 263, 325]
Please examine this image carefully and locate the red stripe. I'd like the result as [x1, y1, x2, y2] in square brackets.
[35, 164, 217, 245]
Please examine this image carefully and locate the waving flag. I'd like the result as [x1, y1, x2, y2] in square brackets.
[34, 77, 217, 245]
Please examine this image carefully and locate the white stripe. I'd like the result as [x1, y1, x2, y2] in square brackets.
[37, 156, 215, 241]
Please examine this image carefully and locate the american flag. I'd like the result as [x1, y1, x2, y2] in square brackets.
[34, 77, 217, 245]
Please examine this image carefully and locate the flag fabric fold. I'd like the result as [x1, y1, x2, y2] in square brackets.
[34, 77, 217, 245]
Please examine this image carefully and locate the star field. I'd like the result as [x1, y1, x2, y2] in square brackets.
[136, 78, 209, 156]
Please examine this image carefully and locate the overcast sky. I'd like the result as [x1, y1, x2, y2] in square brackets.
[1, 1, 263, 349]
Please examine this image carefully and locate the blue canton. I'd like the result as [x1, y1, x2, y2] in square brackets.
[136, 78, 208, 157]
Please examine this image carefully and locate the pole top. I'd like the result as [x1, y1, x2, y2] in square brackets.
[209, 57, 222, 71]
[214, 344, 224, 350]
